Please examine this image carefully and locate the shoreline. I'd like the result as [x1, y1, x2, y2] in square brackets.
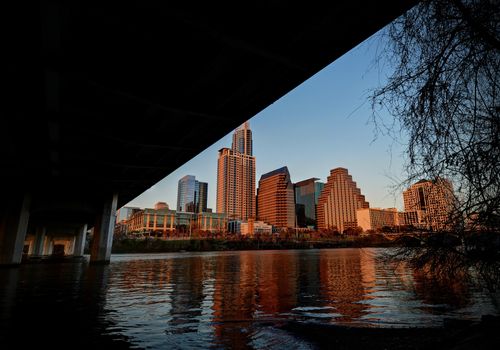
[108, 236, 400, 254]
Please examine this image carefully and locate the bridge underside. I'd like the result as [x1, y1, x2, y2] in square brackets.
[1, 1, 417, 263]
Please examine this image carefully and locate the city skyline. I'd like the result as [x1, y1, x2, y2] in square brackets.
[126, 30, 408, 212]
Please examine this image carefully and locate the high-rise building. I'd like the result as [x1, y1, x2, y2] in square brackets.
[177, 175, 208, 213]
[317, 167, 369, 232]
[232, 121, 252, 156]
[216, 122, 256, 220]
[257, 166, 295, 229]
[402, 178, 455, 231]
[294, 178, 324, 228]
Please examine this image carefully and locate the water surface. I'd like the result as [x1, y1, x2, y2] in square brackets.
[0, 248, 496, 349]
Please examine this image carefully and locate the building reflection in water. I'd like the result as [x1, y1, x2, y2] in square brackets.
[318, 248, 376, 323]
[0, 249, 491, 349]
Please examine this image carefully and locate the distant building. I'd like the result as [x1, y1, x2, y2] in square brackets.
[356, 208, 399, 231]
[294, 178, 324, 228]
[216, 122, 256, 220]
[196, 212, 228, 233]
[317, 168, 369, 232]
[116, 206, 141, 224]
[127, 207, 177, 238]
[403, 178, 455, 231]
[398, 210, 425, 228]
[154, 202, 169, 210]
[229, 219, 272, 235]
[127, 207, 228, 237]
[257, 166, 295, 229]
[176, 175, 208, 213]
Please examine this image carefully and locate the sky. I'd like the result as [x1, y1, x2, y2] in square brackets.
[126, 28, 409, 212]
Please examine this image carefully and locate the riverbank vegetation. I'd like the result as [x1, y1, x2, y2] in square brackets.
[110, 233, 398, 254]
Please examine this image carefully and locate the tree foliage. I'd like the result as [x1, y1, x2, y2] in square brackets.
[372, 0, 500, 289]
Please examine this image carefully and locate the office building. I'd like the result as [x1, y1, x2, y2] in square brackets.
[403, 178, 455, 231]
[177, 175, 208, 213]
[317, 167, 369, 232]
[257, 166, 295, 229]
[294, 178, 324, 228]
[356, 208, 399, 231]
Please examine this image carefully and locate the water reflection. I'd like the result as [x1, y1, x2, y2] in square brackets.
[0, 249, 496, 349]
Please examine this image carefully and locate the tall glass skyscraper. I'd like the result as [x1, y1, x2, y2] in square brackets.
[177, 175, 208, 213]
[294, 178, 324, 228]
[217, 122, 256, 220]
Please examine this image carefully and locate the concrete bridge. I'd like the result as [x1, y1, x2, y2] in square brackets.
[1, 1, 417, 265]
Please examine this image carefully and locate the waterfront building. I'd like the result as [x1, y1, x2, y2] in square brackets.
[356, 207, 399, 231]
[317, 168, 369, 232]
[257, 166, 295, 229]
[294, 178, 324, 228]
[229, 219, 272, 235]
[127, 207, 177, 238]
[196, 212, 228, 233]
[177, 175, 208, 213]
[216, 122, 256, 220]
[403, 178, 455, 231]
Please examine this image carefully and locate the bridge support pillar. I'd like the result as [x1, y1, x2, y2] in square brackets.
[31, 226, 46, 257]
[73, 224, 87, 257]
[0, 194, 31, 266]
[90, 194, 117, 264]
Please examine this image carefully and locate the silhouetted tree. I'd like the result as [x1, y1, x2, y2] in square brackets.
[371, 0, 499, 290]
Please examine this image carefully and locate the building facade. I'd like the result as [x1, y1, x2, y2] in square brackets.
[177, 175, 208, 213]
[257, 166, 295, 229]
[127, 208, 228, 237]
[216, 122, 256, 220]
[317, 168, 369, 232]
[403, 178, 455, 231]
[294, 178, 324, 228]
[356, 208, 399, 231]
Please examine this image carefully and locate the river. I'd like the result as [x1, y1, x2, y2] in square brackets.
[0, 248, 497, 349]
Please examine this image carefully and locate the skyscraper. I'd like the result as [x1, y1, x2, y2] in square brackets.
[216, 122, 256, 220]
[317, 168, 369, 232]
[294, 178, 324, 228]
[403, 178, 455, 231]
[177, 175, 208, 213]
[257, 166, 295, 229]
[232, 121, 252, 156]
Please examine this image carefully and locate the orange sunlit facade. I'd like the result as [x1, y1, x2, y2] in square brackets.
[317, 168, 369, 232]
[216, 122, 256, 220]
[257, 166, 295, 229]
[403, 178, 455, 231]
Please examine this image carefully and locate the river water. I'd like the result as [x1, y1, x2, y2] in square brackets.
[0, 248, 497, 349]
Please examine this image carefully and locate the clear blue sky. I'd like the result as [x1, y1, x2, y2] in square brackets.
[126, 29, 408, 211]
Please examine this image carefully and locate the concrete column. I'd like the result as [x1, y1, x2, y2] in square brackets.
[0, 194, 31, 265]
[31, 226, 46, 257]
[90, 194, 118, 264]
[73, 224, 87, 257]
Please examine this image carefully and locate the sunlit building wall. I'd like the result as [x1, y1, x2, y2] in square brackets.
[216, 122, 256, 220]
[196, 212, 228, 233]
[317, 168, 369, 232]
[356, 207, 398, 231]
[257, 166, 295, 229]
[127, 208, 177, 237]
[403, 178, 455, 231]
